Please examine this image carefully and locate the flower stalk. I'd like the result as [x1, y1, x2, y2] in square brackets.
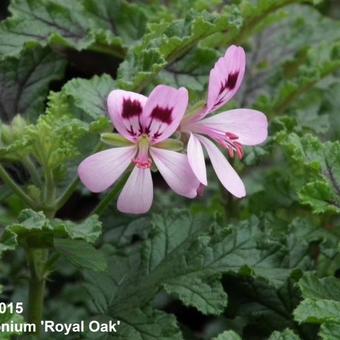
[0, 163, 35, 208]
[26, 248, 49, 336]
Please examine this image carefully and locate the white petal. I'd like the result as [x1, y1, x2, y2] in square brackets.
[187, 134, 207, 185]
[117, 167, 153, 214]
[198, 136, 246, 198]
[78, 146, 136, 193]
[200, 109, 268, 145]
[150, 147, 199, 198]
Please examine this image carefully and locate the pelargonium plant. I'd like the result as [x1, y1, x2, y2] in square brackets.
[79, 46, 268, 213]
[0, 1, 339, 339]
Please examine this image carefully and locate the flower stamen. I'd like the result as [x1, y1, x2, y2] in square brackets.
[133, 135, 152, 169]
[218, 132, 244, 160]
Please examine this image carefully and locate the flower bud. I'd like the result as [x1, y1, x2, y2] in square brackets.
[0, 115, 27, 145]
[0, 123, 13, 145]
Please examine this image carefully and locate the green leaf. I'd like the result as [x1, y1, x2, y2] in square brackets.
[225, 274, 301, 335]
[294, 298, 340, 324]
[163, 275, 227, 315]
[245, 4, 340, 119]
[1, 209, 54, 248]
[0, 311, 25, 338]
[140, 212, 294, 288]
[83, 0, 147, 43]
[206, 217, 322, 336]
[0, 0, 145, 59]
[54, 238, 107, 272]
[268, 329, 301, 340]
[294, 274, 340, 339]
[160, 46, 218, 95]
[116, 308, 183, 340]
[0, 46, 66, 122]
[116, 9, 241, 91]
[0, 227, 18, 258]
[0, 209, 102, 255]
[269, 41, 340, 115]
[213, 330, 242, 340]
[327, 83, 340, 140]
[62, 74, 115, 120]
[17, 90, 91, 175]
[320, 323, 340, 340]
[298, 273, 340, 301]
[85, 210, 313, 333]
[53, 215, 102, 244]
[277, 133, 340, 214]
[1, 90, 84, 163]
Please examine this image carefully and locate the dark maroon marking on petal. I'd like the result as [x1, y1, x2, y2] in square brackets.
[150, 105, 173, 124]
[218, 72, 239, 95]
[138, 119, 144, 134]
[212, 72, 239, 109]
[153, 132, 162, 139]
[122, 98, 143, 119]
[152, 125, 164, 140]
[126, 124, 137, 136]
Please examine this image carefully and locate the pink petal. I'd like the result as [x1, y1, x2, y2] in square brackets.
[78, 146, 136, 193]
[141, 85, 188, 143]
[187, 134, 207, 185]
[204, 45, 246, 117]
[107, 89, 147, 142]
[150, 147, 199, 198]
[117, 166, 153, 214]
[200, 109, 268, 145]
[198, 135, 246, 198]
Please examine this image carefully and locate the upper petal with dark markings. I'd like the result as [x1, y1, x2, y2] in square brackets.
[141, 85, 188, 143]
[107, 90, 147, 142]
[204, 45, 246, 116]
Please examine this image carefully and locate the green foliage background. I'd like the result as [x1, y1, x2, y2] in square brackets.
[0, 0, 339, 339]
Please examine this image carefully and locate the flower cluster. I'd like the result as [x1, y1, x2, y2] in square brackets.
[78, 45, 268, 214]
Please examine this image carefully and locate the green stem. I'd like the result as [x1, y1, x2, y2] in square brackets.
[23, 157, 41, 186]
[55, 177, 80, 211]
[44, 168, 55, 205]
[92, 173, 129, 216]
[26, 249, 48, 336]
[0, 163, 35, 208]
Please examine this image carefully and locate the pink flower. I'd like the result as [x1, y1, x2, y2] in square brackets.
[181, 45, 268, 197]
[78, 85, 200, 214]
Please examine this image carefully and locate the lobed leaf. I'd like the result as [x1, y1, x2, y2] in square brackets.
[277, 133, 340, 214]
[0, 46, 66, 122]
[294, 274, 340, 339]
[54, 238, 107, 272]
[268, 329, 300, 340]
[0, 0, 148, 59]
[84, 210, 320, 338]
[213, 330, 242, 340]
[163, 275, 227, 315]
[0, 209, 102, 257]
[62, 74, 115, 120]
